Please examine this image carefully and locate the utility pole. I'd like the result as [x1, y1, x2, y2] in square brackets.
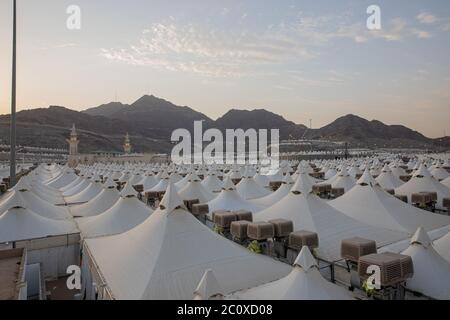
[10, 0, 17, 187]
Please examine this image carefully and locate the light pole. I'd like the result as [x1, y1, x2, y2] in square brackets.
[10, 0, 17, 186]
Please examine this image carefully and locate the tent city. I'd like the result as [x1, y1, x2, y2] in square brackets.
[0, 0, 450, 305]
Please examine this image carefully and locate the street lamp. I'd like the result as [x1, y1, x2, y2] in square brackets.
[10, 0, 17, 186]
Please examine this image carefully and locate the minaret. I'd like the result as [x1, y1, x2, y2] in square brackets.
[67, 124, 79, 156]
[123, 133, 132, 154]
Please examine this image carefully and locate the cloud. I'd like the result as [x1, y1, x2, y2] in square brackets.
[412, 29, 432, 39]
[417, 12, 438, 24]
[100, 22, 314, 77]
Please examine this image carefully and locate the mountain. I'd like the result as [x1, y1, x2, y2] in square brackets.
[0, 95, 447, 153]
[305, 114, 431, 148]
[215, 109, 307, 140]
[0, 106, 172, 153]
[84, 95, 214, 139]
[83, 102, 128, 117]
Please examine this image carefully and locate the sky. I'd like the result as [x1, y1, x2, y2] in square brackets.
[0, 0, 449, 138]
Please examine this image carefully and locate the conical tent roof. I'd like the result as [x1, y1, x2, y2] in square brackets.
[201, 173, 223, 193]
[47, 170, 79, 189]
[376, 165, 404, 190]
[76, 188, 152, 239]
[251, 174, 294, 207]
[434, 228, 450, 262]
[84, 184, 291, 299]
[430, 166, 450, 181]
[65, 181, 103, 204]
[236, 176, 271, 200]
[402, 228, 450, 300]
[329, 179, 450, 234]
[193, 269, 224, 300]
[206, 177, 264, 214]
[330, 167, 356, 193]
[62, 178, 92, 198]
[232, 247, 352, 300]
[0, 189, 72, 220]
[178, 174, 215, 203]
[0, 206, 78, 243]
[395, 164, 450, 210]
[441, 176, 450, 188]
[69, 183, 120, 218]
[255, 174, 406, 261]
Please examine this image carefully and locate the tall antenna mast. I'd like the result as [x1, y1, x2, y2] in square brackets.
[10, 0, 17, 187]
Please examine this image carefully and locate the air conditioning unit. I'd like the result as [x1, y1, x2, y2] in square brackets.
[341, 237, 377, 264]
[358, 252, 414, 287]
[331, 187, 345, 198]
[214, 212, 237, 229]
[211, 210, 230, 222]
[247, 222, 274, 241]
[394, 194, 408, 203]
[269, 219, 294, 238]
[288, 230, 319, 251]
[192, 204, 209, 216]
[230, 221, 250, 241]
[233, 210, 253, 222]
[443, 198, 450, 209]
[312, 184, 332, 195]
[411, 192, 436, 205]
[184, 199, 200, 212]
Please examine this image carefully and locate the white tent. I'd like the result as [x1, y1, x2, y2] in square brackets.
[62, 178, 92, 198]
[178, 174, 215, 203]
[76, 182, 152, 239]
[395, 164, 450, 210]
[201, 172, 224, 193]
[329, 167, 356, 193]
[139, 173, 158, 190]
[146, 171, 170, 193]
[232, 246, 353, 300]
[0, 188, 72, 220]
[47, 170, 79, 189]
[236, 173, 271, 200]
[376, 164, 404, 190]
[402, 228, 450, 300]
[253, 172, 270, 188]
[206, 177, 264, 215]
[0, 206, 78, 243]
[255, 172, 406, 261]
[251, 174, 294, 207]
[65, 180, 103, 204]
[434, 228, 450, 262]
[329, 173, 450, 234]
[69, 178, 120, 218]
[83, 183, 291, 300]
[441, 176, 450, 189]
[430, 166, 450, 181]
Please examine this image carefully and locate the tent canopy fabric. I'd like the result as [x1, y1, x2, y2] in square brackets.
[84, 184, 291, 300]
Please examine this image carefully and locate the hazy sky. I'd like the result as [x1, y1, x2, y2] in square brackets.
[1, 0, 449, 137]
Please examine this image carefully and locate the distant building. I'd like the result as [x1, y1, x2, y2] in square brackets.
[123, 133, 132, 154]
[67, 124, 80, 168]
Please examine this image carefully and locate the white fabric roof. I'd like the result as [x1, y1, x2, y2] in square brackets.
[402, 228, 450, 299]
[441, 176, 450, 189]
[201, 174, 224, 193]
[65, 182, 103, 204]
[206, 177, 264, 214]
[376, 165, 404, 190]
[434, 229, 450, 262]
[0, 189, 72, 220]
[69, 186, 120, 218]
[76, 194, 152, 239]
[251, 174, 294, 207]
[0, 206, 78, 243]
[330, 183, 450, 234]
[231, 246, 353, 300]
[255, 176, 406, 261]
[395, 164, 450, 210]
[236, 177, 271, 200]
[178, 176, 215, 203]
[84, 184, 291, 299]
